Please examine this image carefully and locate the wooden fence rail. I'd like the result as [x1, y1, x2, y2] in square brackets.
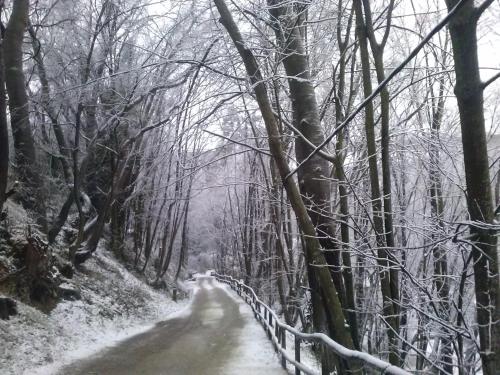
[212, 272, 411, 375]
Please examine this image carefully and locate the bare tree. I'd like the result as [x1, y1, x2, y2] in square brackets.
[0, 0, 8, 214]
[445, 1, 500, 374]
[213, 0, 358, 372]
[353, 0, 399, 364]
[4, 0, 47, 229]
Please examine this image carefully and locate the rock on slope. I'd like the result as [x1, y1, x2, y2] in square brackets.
[0, 249, 188, 375]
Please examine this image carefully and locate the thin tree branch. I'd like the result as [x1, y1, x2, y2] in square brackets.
[482, 72, 500, 90]
[202, 129, 272, 156]
[285, 0, 470, 180]
[475, 0, 495, 18]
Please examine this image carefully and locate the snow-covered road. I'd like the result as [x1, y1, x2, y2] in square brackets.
[57, 276, 287, 374]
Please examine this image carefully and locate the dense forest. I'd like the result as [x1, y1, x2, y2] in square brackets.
[0, 0, 499, 374]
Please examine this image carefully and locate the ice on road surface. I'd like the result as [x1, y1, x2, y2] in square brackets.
[57, 276, 287, 374]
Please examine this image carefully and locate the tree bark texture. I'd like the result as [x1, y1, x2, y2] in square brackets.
[4, 0, 47, 229]
[213, 1, 358, 371]
[354, 0, 399, 365]
[0, 5, 9, 214]
[445, 2, 500, 374]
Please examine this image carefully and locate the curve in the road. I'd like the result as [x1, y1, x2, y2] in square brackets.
[57, 276, 286, 375]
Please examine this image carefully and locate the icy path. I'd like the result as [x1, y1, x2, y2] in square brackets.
[57, 276, 287, 375]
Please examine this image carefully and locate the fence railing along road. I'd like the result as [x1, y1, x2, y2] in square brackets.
[213, 272, 411, 375]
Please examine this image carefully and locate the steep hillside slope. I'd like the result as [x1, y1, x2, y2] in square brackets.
[0, 201, 188, 375]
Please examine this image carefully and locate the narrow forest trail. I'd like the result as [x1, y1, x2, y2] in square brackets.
[56, 276, 286, 375]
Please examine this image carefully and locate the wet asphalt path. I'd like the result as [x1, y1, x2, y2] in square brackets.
[57, 276, 286, 375]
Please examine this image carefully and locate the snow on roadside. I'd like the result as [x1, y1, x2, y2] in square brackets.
[0, 249, 190, 375]
[217, 280, 320, 374]
[217, 282, 287, 374]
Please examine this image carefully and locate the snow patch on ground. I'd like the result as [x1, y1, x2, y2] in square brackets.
[218, 283, 287, 374]
[0, 249, 189, 375]
[200, 278, 215, 290]
[218, 281, 320, 374]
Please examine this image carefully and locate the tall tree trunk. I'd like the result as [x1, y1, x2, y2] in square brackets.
[332, 2, 360, 349]
[214, 1, 357, 372]
[361, 0, 400, 321]
[445, 2, 500, 374]
[266, 2, 353, 350]
[74, 136, 140, 264]
[28, 24, 72, 183]
[354, 0, 399, 364]
[0, 6, 9, 214]
[426, 45, 453, 374]
[4, 0, 47, 230]
[175, 189, 191, 282]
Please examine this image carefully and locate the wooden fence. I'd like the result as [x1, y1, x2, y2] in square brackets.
[213, 272, 411, 375]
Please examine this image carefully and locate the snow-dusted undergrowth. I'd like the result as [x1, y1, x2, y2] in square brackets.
[0, 249, 189, 375]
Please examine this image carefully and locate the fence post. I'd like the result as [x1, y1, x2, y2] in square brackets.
[294, 336, 301, 375]
[281, 328, 287, 369]
[321, 342, 336, 375]
[321, 343, 328, 375]
[269, 311, 273, 327]
[268, 312, 273, 338]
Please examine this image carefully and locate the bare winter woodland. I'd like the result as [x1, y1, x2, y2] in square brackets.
[0, 0, 499, 374]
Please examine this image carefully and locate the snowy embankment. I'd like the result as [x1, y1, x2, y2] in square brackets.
[0, 249, 190, 375]
[218, 283, 285, 374]
[217, 280, 320, 374]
